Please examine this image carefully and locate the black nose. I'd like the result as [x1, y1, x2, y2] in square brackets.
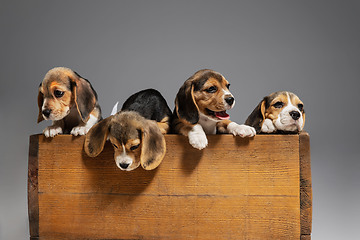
[42, 109, 51, 118]
[225, 97, 234, 106]
[119, 163, 130, 169]
[289, 111, 301, 120]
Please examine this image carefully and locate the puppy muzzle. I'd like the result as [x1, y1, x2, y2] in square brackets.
[277, 110, 303, 132]
[115, 153, 138, 171]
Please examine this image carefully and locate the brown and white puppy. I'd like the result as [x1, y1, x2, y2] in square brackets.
[245, 91, 305, 133]
[84, 111, 166, 171]
[37, 67, 102, 137]
[172, 69, 256, 150]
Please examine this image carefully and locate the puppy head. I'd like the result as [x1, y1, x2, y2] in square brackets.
[37, 67, 97, 123]
[246, 91, 305, 133]
[175, 69, 234, 124]
[84, 111, 166, 171]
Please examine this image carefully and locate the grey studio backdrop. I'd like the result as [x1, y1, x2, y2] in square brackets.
[0, 1, 359, 239]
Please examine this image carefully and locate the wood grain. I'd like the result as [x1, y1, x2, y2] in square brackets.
[300, 132, 312, 239]
[28, 135, 39, 239]
[28, 133, 310, 239]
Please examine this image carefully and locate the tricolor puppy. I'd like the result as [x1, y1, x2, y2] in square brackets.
[172, 69, 256, 150]
[245, 91, 305, 133]
[84, 89, 171, 171]
[37, 67, 101, 137]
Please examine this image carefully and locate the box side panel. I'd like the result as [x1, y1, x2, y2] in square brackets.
[28, 135, 39, 239]
[300, 132, 312, 239]
[36, 134, 301, 240]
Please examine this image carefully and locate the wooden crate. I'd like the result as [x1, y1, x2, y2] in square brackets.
[28, 132, 312, 240]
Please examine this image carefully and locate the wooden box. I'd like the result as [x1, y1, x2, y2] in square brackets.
[28, 132, 312, 240]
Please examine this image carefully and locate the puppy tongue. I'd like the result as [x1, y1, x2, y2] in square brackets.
[215, 111, 230, 120]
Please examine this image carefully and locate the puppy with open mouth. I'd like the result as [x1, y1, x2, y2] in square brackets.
[172, 69, 256, 150]
[245, 91, 305, 133]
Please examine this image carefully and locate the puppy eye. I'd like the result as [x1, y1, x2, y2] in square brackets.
[273, 101, 284, 108]
[206, 86, 217, 93]
[226, 84, 230, 89]
[54, 90, 64, 98]
[298, 104, 304, 111]
[130, 144, 140, 151]
[112, 144, 118, 149]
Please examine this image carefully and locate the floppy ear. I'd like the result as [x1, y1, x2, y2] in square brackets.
[70, 73, 97, 122]
[140, 120, 166, 170]
[175, 80, 199, 125]
[84, 116, 112, 157]
[301, 110, 306, 131]
[37, 88, 44, 123]
[245, 98, 267, 133]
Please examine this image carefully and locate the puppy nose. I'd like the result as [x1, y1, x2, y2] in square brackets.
[119, 163, 130, 169]
[42, 109, 51, 118]
[289, 111, 300, 120]
[225, 97, 234, 106]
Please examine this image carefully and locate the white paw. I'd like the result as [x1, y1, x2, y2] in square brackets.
[43, 126, 63, 138]
[227, 122, 256, 137]
[188, 124, 208, 150]
[261, 119, 276, 133]
[70, 126, 89, 136]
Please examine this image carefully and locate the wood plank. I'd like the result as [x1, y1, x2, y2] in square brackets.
[28, 135, 39, 239]
[300, 132, 312, 238]
[39, 194, 300, 240]
[30, 133, 304, 239]
[301, 235, 311, 240]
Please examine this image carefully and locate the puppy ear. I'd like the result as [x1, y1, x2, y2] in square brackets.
[245, 98, 267, 133]
[175, 81, 199, 125]
[301, 111, 306, 131]
[37, 88, 44, 123]
[70, 73, 97, 122]
[84, 116, 112, 157]
[140, 120, 166, 170]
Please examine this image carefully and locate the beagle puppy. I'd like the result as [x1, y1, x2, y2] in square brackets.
[37, 67, 102, 137]
[245, 91, 305, 133]
[84, 89, 171, 171]
[172, 69, 256, 150]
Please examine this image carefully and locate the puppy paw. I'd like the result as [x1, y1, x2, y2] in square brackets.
[188, 125, 208, 150]
[70, 126, 90, 136]
[227, 122, 256, 137]
[261, 119, 276, 133]
[43, 126, 63, 138]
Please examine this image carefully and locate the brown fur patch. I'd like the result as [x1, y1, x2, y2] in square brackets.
[193, 77, 231, 115]
[265, 92, 289, 121]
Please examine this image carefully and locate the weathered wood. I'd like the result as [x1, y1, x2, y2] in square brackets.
[301, 235, 312, 240]
[300, 132, 312, 239]
[28, 135, 39, 239]
[29, 133, 311, 239]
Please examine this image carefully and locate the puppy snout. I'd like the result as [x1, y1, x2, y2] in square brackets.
[42, 109, 51, 118]
[119, 163, 130, 169]
[289, 111, 300, 120]
[225, 97, 234, 106]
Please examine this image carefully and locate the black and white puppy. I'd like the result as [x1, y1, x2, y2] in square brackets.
[84, 89, 171, 171]
[245, 91, 305, 133]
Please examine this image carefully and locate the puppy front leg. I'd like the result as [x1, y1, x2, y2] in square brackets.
[156, 116, 171, 134]
[43, 120, 64, 138]
[71, 114, 99, 136]
[188, 124, 208, 150]
[217, 120, 256, 137]
[260, 118, 276, 133]
[173, 119, 208, 150]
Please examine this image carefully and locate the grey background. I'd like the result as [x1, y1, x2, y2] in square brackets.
[1, 0, 359, 239]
